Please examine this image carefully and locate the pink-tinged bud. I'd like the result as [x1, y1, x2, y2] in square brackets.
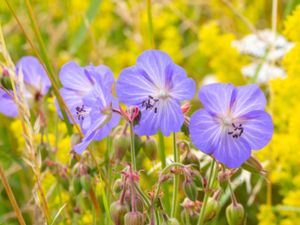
[162, 218, 180, 225]
[142, 138, 158, 161]
[183, 179, 198, 201]
[226, 203, 245, 225]
[203, 197, 220, 222]
[181, 102, 191, 114]
[124, 211, 144, 225]
[113, 134, 131, 162]
[110, 201, 129, 225]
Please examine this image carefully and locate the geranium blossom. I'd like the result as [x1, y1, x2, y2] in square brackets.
[189, 83, 273, 168]
[116, 50, 195, 136]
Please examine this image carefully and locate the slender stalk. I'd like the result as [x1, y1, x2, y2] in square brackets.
[0, 166, 26, 225]
[171, 133, 179, 217]
[197, 159, 216, 225]
[146, 0, 155, 48]
[129, 123, 137, 170]
[158, 131, 171, 213]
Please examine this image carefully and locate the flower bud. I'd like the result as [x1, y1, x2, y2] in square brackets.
[113, 178, 124, 194]
[110, 201, 129, 225]
[183, 179, 198, 201]
[0, 75, 12, 90]
[113, 134, 131, 162]
[181, 150, 199, 168]
[162, 217, 180, 225]
[203, 197, 220, 222]
[124, 211, 144, 225]
[142, 138, 158, 161]
[80, 175, 92, 192]
[72, 176, 82, 195]
[226, 203, 245, 225]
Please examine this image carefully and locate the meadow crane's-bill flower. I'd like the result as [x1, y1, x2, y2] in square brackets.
[116, 50, 196, 136]
[189, 83, 273, 168]
[73, 84, 120, 154]
[0, 56, 51, 117]
[56, 62, 114, 134]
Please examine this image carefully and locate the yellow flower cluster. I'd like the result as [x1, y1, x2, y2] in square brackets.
[198, 22, 247, 85]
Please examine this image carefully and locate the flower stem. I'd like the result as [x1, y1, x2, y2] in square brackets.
[0, 166, 26, 225]
[129, 122, 137, 170]
[158, 131, 171, 213]
[171, 132, 179, 217]
[146, 0, 155, 48]
[197, 159, 216, 225]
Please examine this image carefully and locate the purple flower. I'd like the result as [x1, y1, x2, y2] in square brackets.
[73, 84, 120, 154]
[116, 50, 195, 136]
[0, 56, 50, 117]
[0, 89, 18, 117]
[56, 62, 114, 133]
[189, 83, 273, 168]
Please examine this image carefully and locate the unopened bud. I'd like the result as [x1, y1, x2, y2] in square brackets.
[181, 150, 199, 168]
[113, 134, 131, 162]
[80, 175, 92, 192]
[1, 75, 12, 90]
[124, 211, 144, 225]
[110, 201, 129, 225]
[113, 178, 124, 194]
[72, 176, 82, 195]
[226, 203, 245, 225]
[242, 156, 266, 175]
[143, 138, 158, 161]
[162, 217, 180, 225]
[183, 179, 198, 201]
[203, 197, 220, 222]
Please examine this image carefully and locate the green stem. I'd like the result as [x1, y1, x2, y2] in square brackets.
[158, 131, 171, 213]
[129, 123, 137, 170]
[146, 0, 155, 48]
[197, 159, 216, 225]
[171, 133, 179, 217]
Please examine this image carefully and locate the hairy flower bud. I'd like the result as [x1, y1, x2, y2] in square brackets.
[142, 138, 158, 161]
[203, 197, 220, 222]
[0, 75, 12, 90]
[72, 176, 82, 195]
[242, 156, 266, 176]
[162, 217, 180, 225]
[183, 179, 198, 201]
[113, 178, 124, 194]
[226, 203, 245, 225]
[124, 211, 144, 225]
[110, 201, 129, 225]
[113, 134, 131, 162]
[80, 175, 92, 192]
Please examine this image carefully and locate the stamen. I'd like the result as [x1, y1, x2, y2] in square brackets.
[142, 95, 159, 113]
[76, 105, 87, 120]
[228, 123, 244, 139]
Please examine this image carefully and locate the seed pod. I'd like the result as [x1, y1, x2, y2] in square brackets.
[142, 138, 158, 161]
[226, 203, 245, 225]
[80, 175, 92, 192]
[124, 211, 144, 225]
[183, 179, 198, 201]
[110, 201, 129, 225]
[113, 134, 131, 162]
[203, 197, 220, 222]
[72, 176, 82, 195]
[162, 217, 180, 225]
[113, 178, 124, 194]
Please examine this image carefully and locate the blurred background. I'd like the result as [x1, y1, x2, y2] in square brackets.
[1, 0, 300, 224]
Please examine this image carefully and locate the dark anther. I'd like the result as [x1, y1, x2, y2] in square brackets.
[142, 95, 159, 113]
[228, 123, 244, 138]
[76, 105, 87, 120]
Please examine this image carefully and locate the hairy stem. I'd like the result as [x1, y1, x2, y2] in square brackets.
[197, 159, 216, 225]
[129, 123, 137, 170]
[171, 133, 179, 217]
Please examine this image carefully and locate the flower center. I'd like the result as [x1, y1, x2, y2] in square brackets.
[75, 105, 88, 120]
[227, 123, 244, 139]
